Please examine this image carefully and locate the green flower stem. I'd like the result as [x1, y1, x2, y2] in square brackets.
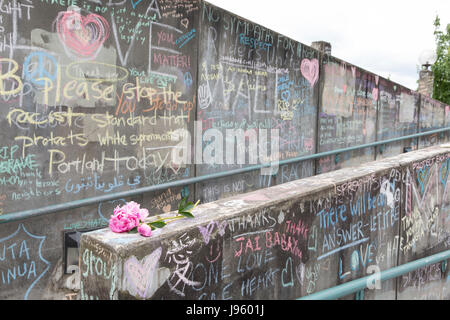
[145, 197, 200, 229]
[161, 216, 186, 223]
[148, 215, 185, 225]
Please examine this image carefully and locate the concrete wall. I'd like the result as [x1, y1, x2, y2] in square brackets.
[0, 1, 449, 299]
[80, 146, 450, 300]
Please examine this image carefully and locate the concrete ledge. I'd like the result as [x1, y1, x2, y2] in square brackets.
[80, 146, 450, 300]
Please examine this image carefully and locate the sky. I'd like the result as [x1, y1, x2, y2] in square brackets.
[206, 0, 450, 91]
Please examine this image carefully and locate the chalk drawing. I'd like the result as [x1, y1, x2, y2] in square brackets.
[56, 10, 110, 59]
[23, 51, 58, 87]
[440, 160, 449, 189]
[97, 199, 127, 222]
[380, 180, 395, 209]
[417, 166, 430, 195]
[124, 247, 169, 299]
[0, 224, 50, 300]
[198, 221, 228, 244]
[281, 257, 294, 288]
[198, 222, 216, 245]
[300, 58, 319, 87]
[181, 18, 189, 29]
[131, 0, 144, 9]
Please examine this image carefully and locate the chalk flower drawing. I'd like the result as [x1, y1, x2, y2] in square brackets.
[109, 198, 200, 237]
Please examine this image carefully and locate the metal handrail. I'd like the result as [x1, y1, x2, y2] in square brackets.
[1, 127, 449, 224]
[298, 250, 450, 300]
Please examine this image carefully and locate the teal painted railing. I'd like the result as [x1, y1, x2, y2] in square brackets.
[298, 250, 450, 300]
[0, 126, 449, 225]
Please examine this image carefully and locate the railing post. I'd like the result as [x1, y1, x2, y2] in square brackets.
[355, 290, 365, 300]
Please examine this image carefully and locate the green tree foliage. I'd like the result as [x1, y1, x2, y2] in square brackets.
[432, 16, 450, 104]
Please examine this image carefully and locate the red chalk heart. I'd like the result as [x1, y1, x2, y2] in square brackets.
[57, 11, 110, 58]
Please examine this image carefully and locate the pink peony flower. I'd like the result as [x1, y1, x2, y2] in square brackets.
[109, 205, 141, 233]
[138, 207, 149, 221]
[123, 201, 149, 221]
[109, 202, 152, 234]
[123, 201, 140, 215]
[138, 224, 152, 237]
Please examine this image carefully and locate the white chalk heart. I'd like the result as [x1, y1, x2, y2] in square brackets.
[181, 18, 189, 29]
[124, 248, 162, 299]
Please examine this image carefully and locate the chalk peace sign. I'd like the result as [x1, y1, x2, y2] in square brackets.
[23, 51, 58, 87]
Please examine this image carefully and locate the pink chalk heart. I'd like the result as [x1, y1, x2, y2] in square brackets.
[300, 58, 319, 87]
[446, 106, 449, 118]
[124, 248, 162, 299]
[372, 88, 379, 101]
[57, 11, 110, 58]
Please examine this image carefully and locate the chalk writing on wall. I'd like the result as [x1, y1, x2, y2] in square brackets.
[0, 224, 50, 300]
[0, 0, 198, 218]
[400, 154, 450, 255]
[194, 2, 318, 203]
[137, 168, 403, 300]
[376, 79, 419, 159]
[317, 58, 377, 173]
[78, 149, 449, 300]
[419, 95, 446, 148]
[1, 0, 450, 301]
[80, 237, 118, 300]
